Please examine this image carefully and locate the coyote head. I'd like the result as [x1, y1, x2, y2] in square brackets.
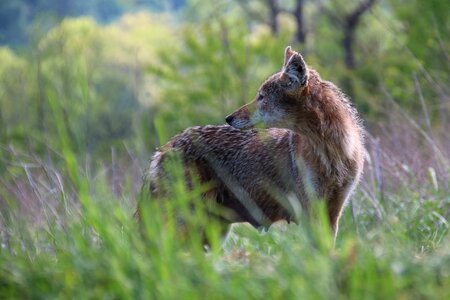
[226, 46, 310, 131]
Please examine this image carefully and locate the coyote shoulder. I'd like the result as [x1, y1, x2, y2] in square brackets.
[142, 47, 365, 238]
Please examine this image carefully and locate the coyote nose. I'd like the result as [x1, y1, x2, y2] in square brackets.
[225, 115, 234, 125]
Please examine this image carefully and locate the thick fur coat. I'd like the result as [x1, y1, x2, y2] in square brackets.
[141, 47, 365, 237]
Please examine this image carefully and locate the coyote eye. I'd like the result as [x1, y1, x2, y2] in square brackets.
[257, 93, 264, 101]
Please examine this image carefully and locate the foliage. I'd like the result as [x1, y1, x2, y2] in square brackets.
[0, 0, 185, 46]
[148, 16, 293, 139]
[0, 125, 449, 298]
[0, 48, 29, 145]
[0, 1, 449, 298]
[386, 0, 450, 119]
[0, 14, 177, 160]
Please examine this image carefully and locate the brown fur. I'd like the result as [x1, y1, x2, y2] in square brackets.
[139, 47, 365, 238]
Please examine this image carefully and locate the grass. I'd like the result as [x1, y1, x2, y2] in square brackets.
[0, 183, 449, 299]
[0, 93, 449, 299]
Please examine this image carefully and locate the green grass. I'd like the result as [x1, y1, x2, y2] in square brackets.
[0, 90, 449, 299]
[0, 194, 449, 299]
[0, 156, 449, 299]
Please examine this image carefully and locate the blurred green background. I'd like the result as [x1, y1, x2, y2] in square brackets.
[0, 1, 449, 298]
[0, 0, 448, 161]
[1, 0, 449, 227]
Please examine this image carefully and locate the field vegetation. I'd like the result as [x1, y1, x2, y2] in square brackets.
[0, 0, 449, 298]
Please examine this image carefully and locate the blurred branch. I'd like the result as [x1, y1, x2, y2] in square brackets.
[292, 0, 306, 44]
[347, 0, 377, 25]
[235, 0, 280, 35]
[317, 0, 377, 69]
[235, 0, 307, 44]
[343, 0, 376, 69]
[278, 0, 307, 44]
[266, 0, 280, 34]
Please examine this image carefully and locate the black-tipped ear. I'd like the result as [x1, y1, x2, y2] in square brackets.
[283, 50, 308, 87]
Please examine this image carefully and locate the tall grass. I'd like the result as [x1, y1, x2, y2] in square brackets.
[0, 90, 449, 299]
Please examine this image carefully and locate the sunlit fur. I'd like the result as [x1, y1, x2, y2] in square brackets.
[141, 47, 365, 239]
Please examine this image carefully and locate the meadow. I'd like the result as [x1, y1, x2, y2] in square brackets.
[1, 108, 449, 299]
[0, 1, 449, 299]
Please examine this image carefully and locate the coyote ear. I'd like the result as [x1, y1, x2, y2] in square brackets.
[283, 50, 308, 87]
[283, 46, 295, 67]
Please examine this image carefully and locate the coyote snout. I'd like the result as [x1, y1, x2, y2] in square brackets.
[225, 105, 254, 130]
[226, 47, 310, 132]
[139, 46, 365, 241]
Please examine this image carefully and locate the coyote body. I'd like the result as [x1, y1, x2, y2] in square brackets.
[145, 47, 365, 236]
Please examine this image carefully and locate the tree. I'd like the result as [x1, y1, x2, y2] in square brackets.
[319, 0, 377, 70]
[0, 13, 176, 157]
[237, 0, 307, 44]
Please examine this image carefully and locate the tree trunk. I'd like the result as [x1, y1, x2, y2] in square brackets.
[292, 0, 306, 44]
[342, 0, 376, 69]
[339, 0, 376, 97]
[343, 22, 355, 69]
[267, 0, 279, 35]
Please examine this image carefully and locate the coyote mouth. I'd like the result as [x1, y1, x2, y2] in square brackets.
[225, 115, 254, 130]
[229, 121, 254, 130]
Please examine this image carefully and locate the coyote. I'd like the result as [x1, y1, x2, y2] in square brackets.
[142, 47, 365, 238]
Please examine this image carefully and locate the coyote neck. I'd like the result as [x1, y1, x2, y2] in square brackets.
[309, 125, 356, 173]
[296, 93, 361, 183]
